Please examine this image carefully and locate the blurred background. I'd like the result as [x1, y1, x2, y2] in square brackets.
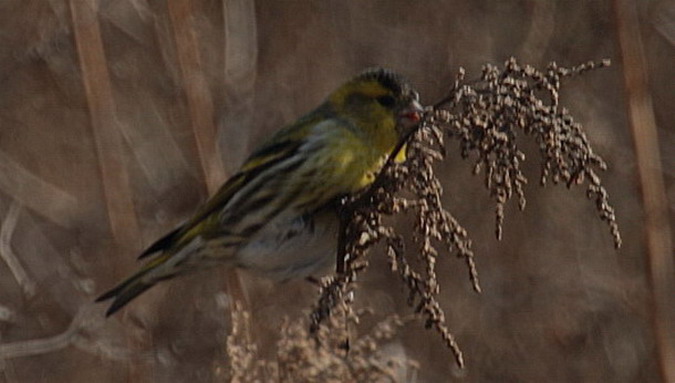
[0, 0, 673, 381]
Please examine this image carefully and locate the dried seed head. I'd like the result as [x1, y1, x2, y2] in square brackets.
[310, 59, 619, 369]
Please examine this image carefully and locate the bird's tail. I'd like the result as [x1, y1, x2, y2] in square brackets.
[95, 254, 173, 316]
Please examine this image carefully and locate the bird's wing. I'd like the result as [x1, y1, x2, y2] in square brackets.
[138, 119, 319, 259]
[97, 116, 337, 315]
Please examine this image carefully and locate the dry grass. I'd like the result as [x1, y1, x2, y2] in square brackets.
[225, 304, 417, 382]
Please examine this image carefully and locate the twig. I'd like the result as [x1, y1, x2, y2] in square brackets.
[0, 306, 89, 359]
[0, 304, 139, 362]
[0, 202, 36, 297]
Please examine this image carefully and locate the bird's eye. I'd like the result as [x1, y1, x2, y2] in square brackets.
[376, 95, 396, 108]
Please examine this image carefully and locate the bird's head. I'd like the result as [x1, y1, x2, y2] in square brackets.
[327, 68, 424, 143]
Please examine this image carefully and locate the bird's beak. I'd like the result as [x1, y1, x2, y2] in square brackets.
[397, 99, 424, 132]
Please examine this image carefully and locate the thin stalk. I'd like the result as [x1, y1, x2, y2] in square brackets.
[613, 0, 675, 381]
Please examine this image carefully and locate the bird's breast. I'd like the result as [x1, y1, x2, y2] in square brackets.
[234, 207, 339, 280]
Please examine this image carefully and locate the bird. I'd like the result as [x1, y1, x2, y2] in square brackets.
[96, 68, 423, 316]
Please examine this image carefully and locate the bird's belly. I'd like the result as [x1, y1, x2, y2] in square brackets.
[235, 209, 339, 280]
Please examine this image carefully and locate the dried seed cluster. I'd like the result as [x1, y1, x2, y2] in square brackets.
[437, 58, 621, 245]
[310, 58, 620, 368]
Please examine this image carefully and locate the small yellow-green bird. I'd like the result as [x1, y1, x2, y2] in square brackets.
[96, 68, 423, 316]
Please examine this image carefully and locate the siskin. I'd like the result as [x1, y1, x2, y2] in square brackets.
[96, 68, 423, 316]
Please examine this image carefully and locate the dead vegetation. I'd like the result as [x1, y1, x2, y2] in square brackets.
[1, 1, 672, 382]
[219, 58, 626, 380]
[310, 58, 620, 369]
[225, 304, 418, 382]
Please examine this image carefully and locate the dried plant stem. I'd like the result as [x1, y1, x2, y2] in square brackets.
[167, 0, 251, 339]
[0, 203, 36, 297]
[168, 0, 225, 193]
[69, 2, 149, 381]
[0, 306, 89, 359]
[229, 303, 416, 381]
[0, 150, 81, 229]
[0, 304, 134, 362]
[221, 0, 258, 172]
[0, 318, 80, 360]
[614, 0, 675, 381]
[69, 0, 140, 249]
